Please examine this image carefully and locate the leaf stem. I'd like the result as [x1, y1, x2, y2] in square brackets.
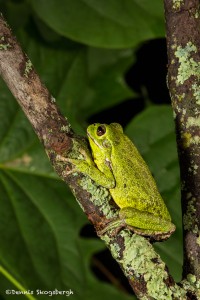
[0, 265, 36, 300]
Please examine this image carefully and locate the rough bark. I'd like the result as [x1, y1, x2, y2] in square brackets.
[164, 0, 200, 281]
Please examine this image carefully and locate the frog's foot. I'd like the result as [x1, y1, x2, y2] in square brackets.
[57, 152, 97, 179]
[98, 219, 175, 242]
[98, 219, 126, 236]
[57, 148, 93, 166]
[98, 207, 176, 241]
[98, 219, 152, 237]
[78, 148, 90, 160]
[56, 154, 72, 164]
[56, 154, 80, 175]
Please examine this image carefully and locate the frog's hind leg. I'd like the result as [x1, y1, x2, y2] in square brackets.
[119, 207, 175, 235]
[99, 207, 175, 240]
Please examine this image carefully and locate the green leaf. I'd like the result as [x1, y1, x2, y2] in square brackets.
[56, 49, 89, 133]
[83, 48, 135, 117]
[0, 170, 86, 299]
[0, 0, 30, 30]
[17, 27, 133, 133]
[125, 105, 182, 281]
[30, 0, 164, 48]
[0, 77, 54, 177]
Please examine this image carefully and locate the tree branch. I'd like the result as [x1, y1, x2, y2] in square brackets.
[0, 12, 197, 299]
[164, 0, 200, 283]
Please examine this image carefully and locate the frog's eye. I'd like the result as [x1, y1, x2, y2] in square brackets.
[97, 125, 106, 136]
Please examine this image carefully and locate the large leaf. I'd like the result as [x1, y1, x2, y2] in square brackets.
[83, 48, 135, 118]
[17, 24, 134, 133]
[30, 0, 164, 48]
[0, 172, 85, 296]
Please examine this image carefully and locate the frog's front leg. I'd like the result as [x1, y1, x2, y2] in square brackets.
[56, 153, 115, 189]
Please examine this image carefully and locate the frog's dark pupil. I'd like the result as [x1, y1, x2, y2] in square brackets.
[97, 125, 106, 136]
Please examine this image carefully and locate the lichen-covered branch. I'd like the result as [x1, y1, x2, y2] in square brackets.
[0, 12, 197, 299]
[164, 0, 200, 282]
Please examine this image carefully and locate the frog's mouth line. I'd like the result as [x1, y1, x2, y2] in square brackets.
[87, 132, 103, 149]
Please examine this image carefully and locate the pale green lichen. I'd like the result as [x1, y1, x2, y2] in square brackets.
[181, 274, 200, 297]
[102, 231, 186, 299]
[189, 161, 199, 175]
[171, 44, 177, 50]
[51, 96, 56, 103]
[186, 116, 200, 128]
[0, 44, 10, 50]
[189, 163, 198, 175]
[192, 83, 200, 105]
[187, 273, 197, 284]
[181, 274, 199, 299]
[118, 232, 163, 279]
[183, 196, 198, 232]
[175, 42, 200, 85]
[170, 287, 187, 300]
[182, 108, 186, 115]
[172, 0, 183, 9]
[173, 110, 177, 119]
[177, 93, 185, 102]
[102, 234, 111, 245]
[80, 177, 116, 219]
[191, 135, 200, 145]
[194, 10, 199, 18]
[60, 125, 71, 134]
[197, 279, 200, 289]
[110, 241, 121, 259]
[0, 36, 11, 50]
[24, 59, 33, 78]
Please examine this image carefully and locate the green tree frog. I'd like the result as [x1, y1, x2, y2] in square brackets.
[60, 123, 175, 239]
